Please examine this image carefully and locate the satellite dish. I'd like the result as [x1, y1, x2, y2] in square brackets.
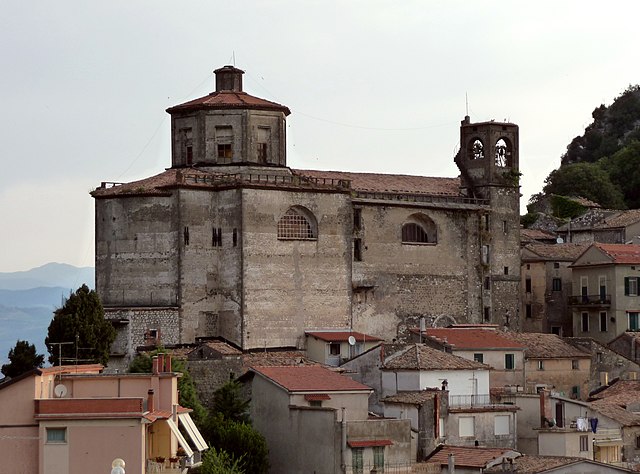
[54, 384, 68, 398]
[347, 336, 357, 346]
[556, 237, 564, 244]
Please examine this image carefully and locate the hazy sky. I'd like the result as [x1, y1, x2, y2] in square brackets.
[2, 1, 639, 272]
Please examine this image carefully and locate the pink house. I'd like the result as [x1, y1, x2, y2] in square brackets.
[0, 356, 206, 474]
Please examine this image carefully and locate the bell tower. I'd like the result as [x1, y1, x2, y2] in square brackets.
[455, 116, 521, 329]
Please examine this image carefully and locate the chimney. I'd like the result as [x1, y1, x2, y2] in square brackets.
[158, 353, 165, 373]
[165, 353, 172, 373]
[214, 65, 244, 92]
[152, 356, 159, 375]
[147, 389, 155, 413]
[539, 389, 552, 427]
[448, 453, 455, 473]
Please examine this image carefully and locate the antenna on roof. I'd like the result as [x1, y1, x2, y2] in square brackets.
[465, 92, 469, 117]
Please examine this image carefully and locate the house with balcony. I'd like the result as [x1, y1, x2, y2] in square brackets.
[305, 330, 382, 366]
[0, 357, 207, 474]
[521, 243, 588, 336]
[415, 325, 526, 389]
[569, 243, 640, 344]
[500, 332, 591, 400]
[246, 364, 412, 474]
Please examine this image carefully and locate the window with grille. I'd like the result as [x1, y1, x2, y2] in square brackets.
[352, 448, 363, 474]
[216, 126, 233, 163]
[257, 143, 268, 163]
[373, 447, 385, 470]
[277, 208, 316, 240]
[401, 213, 437, 244]
[402, 223, 429, 243]
[579, 435, 589, 452]
[552, 278, 562, 291]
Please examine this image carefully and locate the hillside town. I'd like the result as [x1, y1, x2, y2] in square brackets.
[2, 66, 640, 474]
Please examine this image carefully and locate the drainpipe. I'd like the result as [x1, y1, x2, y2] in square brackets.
[341, 407, 347, 473]
[147, 389, 155, 413]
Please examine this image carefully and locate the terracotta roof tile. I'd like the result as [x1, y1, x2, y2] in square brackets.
[589, 379, 640, 403]
[484, 455, 586, 473]
[167, 91, 291, 115]
[594, 209, 640, 229]
[589, 399, 640, 426]
[306, 331, 383, 343]
[501, 333, 590, 359]
[293, 169, 462, 196]
[348, 439, 393, 448]
[39, 364, 104, 375]
[593, 243, 640, 264]
[251, 365, 371, 392]
[424, 328, 525, 350]
[383, 344, 490, 371]
[241, 351, 318, 373]
[522, 243, 589, 261]
[520, 228, 558, 243]
[426, 445, 519, 468]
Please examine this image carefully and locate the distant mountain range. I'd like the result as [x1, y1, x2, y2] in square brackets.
[0, 263, 94, 367]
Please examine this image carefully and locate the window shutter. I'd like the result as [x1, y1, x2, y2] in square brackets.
[625, 277, 630, 296]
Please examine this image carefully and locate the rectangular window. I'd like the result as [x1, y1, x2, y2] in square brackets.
[630, 312, 640, 331]
[581, 312, 589, 332]
[494, 415, 510, 435]
[636, 435, 640, 449]
[353, 238, 362, 262]
[625, 277, 639, 296]
[581, 276, 588, 302]
[505, 354, 515, 370]
[183, 226, 189, 245]
[439, 417, 446, 438]
[525, 278, 532, 293]
[353, 208, 362, 231]
[257, 126, 271, 164]
[473, 353, 484, 363]
[180, 127, 193, 165]
[481, 245, 490, 264]
[484, 306, 491, 322]
[257, 143, 268, 164]
[329, 343, 341, 356]
[502, 220, 508, 234]
[538, 360, 544, 371]
[46, 427, 67, 443]
[309, 400, 322, 407]
[483, 214, 490, 231]
[373, 446, 384, 470]
[599, 276, 607, 301]
[600, 312, 607, 332]
[525, 304, 532, 319]
[551, 326, 561, 336]
[552, 278, 562, 291]
[553, 262, 560, 269]
[579, 434, 589, 452]
[484, 276, 490, 290]
[215, 126, 233, 163]
[572, 359, 579, 370]
[212, 227, 222, 247]
[352, 448, 363, 474]
[504, 266, 509, 275]
[459, 417, 475, 437]
[232, 228, 238, 247]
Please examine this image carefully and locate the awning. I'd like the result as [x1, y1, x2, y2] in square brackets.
[165, 418, 194, 458]
[594, 438, 623, 446]
[178, 413, 208, 452]
[304, 394, 331, 401]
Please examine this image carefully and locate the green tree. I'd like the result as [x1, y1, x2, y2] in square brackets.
[200, 447, 245, 474]
[1, 340, 45, 378]
[45, 284, 116, 366]
[601, 141, 640, 209]
[204, 414, 269, 474]
[543, 162, 625, 209]
[212, 379, 250, 424]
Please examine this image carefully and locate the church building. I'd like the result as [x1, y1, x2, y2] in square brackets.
[92, 66, 521, 369]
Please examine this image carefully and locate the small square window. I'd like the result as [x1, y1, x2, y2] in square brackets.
[329, 343, 340, 356]
[473, 353, 484, 363]
[46, 427, 67, 443]
[553, 262, 560, 269]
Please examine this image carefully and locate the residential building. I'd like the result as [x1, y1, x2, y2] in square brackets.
[608, 331, 640, 365]
[520, 243, 588, 336]
[245, 365, 412, 474]
[558, 209, 640, 245]
[0, 359, 206, 474]
[92, 65, 522, 370]
[501, 332, 591, 399]
[417, 325, 526, 388]
[484, 455, 635, 473]
[305, 330, 382, 366]
[569, 243, 640, 344]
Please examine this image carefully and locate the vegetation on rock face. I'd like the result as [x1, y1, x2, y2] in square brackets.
[526, 85, 640, 220]
[1, 340, 45, 378]
[45, 284, 115, 366]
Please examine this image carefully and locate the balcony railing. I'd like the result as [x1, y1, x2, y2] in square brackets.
[569, 294, 611, 306]
[448, 394, 494, 408]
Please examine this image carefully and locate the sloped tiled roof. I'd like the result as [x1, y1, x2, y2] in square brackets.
[425, 445, 519, 468]
[522, 243, 589, 261]
[382, 390, 439, 405]
[593, 209, 640, 229]
[251, 365, 371, 393]
[383, 344, 490, 371]
[520, 228, 558, 244]
[593, 243, 640, 264]
[589, 399, 640, 426]
[424, 328, 525, 350]
[293, 169, 462, 196]
[306, 331, 383, 343]
[589, 379, 640, 403]
[242, 351, 318, 373]
[484, 455, 599, 473]
[501, 333, 590, 359]
[167, 90, 291, 115]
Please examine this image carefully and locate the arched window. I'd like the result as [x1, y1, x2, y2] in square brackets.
[495, 137, 513, 168]
[277, 207, 317, 240]
[468, 138, 485, 160]
[402, 213, 437, 244]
